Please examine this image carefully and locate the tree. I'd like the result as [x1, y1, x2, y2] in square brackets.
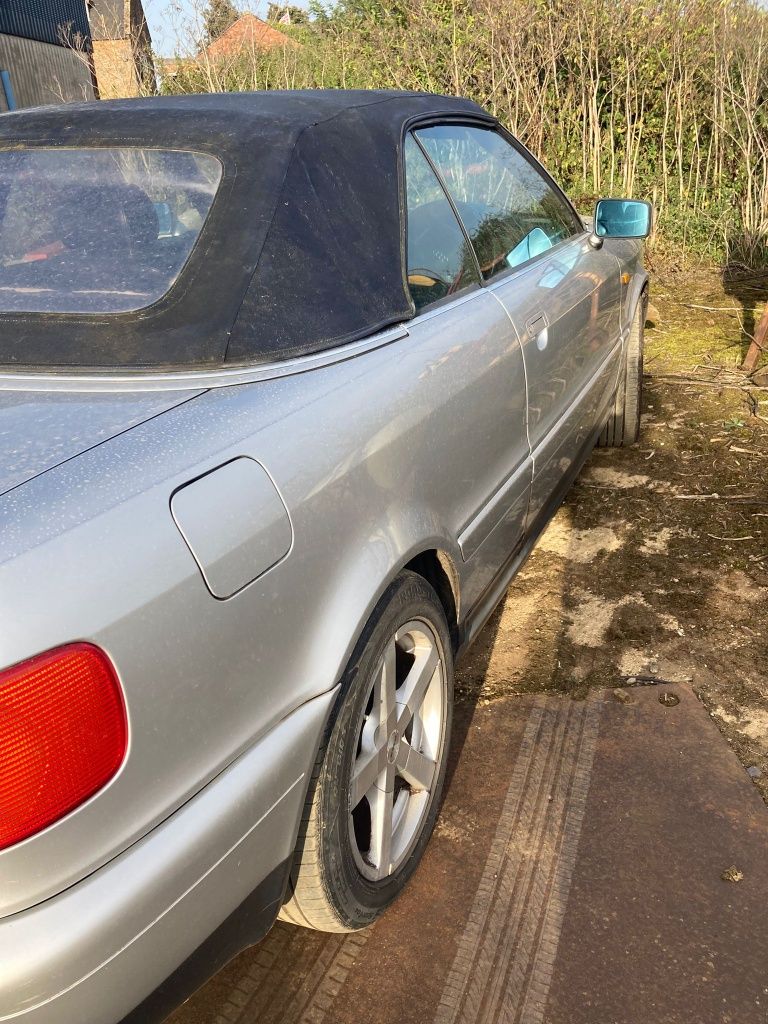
[267, 4, 309, 24]
[203, 0, 240, 43]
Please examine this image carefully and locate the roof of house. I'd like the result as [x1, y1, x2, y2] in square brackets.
[202, 13, 295, 60]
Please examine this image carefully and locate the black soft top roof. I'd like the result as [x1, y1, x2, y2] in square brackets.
[0, 90, 492, 370]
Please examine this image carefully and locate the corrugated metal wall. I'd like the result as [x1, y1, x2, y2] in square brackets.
[0, 33, 94, 108]
[0, 0, 91, 49]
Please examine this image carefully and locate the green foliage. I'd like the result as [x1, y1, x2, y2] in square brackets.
[202, 0, 239, 43]
[162, 0, 768, 267]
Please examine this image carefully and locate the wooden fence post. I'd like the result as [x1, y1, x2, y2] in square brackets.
[742, 303, 768, 373]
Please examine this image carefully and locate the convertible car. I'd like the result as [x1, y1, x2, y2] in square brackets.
[0, 91, 650, 1024]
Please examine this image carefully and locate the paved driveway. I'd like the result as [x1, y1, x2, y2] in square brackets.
[170, 684, 768, 1024]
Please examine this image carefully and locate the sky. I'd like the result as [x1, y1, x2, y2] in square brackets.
[144, 0, 311, 56]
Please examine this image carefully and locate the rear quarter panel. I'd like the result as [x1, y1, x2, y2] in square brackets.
[0, 309, 520, 915]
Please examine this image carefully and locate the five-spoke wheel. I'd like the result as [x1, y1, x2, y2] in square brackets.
[279, 571, 453, 931]
[349, 620, 446, 881]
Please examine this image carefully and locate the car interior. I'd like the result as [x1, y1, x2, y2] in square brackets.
[0, 149, 217, 314]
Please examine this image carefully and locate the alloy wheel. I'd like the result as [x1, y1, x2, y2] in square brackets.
[348, 618, 447, 882]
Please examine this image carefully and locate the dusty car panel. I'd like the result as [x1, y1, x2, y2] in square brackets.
[170, 457, 294, 599]
[0, 304, 525, 915]
[0, 692, 333, 1024]
[0, 389, 203, 493]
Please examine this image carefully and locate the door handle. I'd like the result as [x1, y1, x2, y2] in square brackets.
[525, 313, 549, 351]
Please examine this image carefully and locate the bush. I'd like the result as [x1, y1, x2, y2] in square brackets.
[162, 0, 768, 268]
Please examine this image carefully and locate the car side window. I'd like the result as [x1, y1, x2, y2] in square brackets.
[404, 134, 480, 313]
[415, 125, 582, 281]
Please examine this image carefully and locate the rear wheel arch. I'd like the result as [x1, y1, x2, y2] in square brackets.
[403, 548, 460, 653]
[291, 536, 463, 768]
[285, 545, 462, 887]
[332, 536, 462, 670]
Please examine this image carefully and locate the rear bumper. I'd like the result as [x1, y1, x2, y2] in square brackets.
[119, 858, 290, 1024]
[0, 689, 336, 1024]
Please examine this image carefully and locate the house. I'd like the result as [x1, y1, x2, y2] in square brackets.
[160, 13, 295, 85]
[0, 0, 96, 109]
[200, 13, 295, 62]
[90, 0, 155, 98]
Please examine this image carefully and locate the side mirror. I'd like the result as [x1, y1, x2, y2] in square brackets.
[593, 199, 653, 239]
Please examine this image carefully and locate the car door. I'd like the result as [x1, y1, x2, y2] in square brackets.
[402, 133, 532, 607]
[415, 124, 623, 531]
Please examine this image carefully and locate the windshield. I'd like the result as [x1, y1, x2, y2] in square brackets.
[0, 148, 221, 315]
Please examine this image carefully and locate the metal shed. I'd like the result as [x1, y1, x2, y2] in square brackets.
[0, 0, 95, 110]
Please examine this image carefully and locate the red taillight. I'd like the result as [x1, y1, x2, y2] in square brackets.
[0, 643, 127, 851]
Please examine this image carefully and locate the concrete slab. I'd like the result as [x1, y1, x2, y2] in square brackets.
[168, 685, 768, 1024]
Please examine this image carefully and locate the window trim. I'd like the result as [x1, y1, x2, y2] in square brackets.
[402, 131, 484, 316]
[404, 277, 489, 324]
[399, 113, 495, 318]
[408, 118, 587, 288]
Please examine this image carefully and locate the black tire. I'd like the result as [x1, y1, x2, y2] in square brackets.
[279, 571, 454, 932]
[598, 297, 646, 447]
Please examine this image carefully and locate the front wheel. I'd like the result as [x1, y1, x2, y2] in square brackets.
[279, 571, 453, 932]
[598, 297, 646, 447]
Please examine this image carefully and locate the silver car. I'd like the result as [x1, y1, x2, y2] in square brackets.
[0, 91, 650, 1024]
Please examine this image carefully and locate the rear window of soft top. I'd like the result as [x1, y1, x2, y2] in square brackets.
[0, 147, 221, 315]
